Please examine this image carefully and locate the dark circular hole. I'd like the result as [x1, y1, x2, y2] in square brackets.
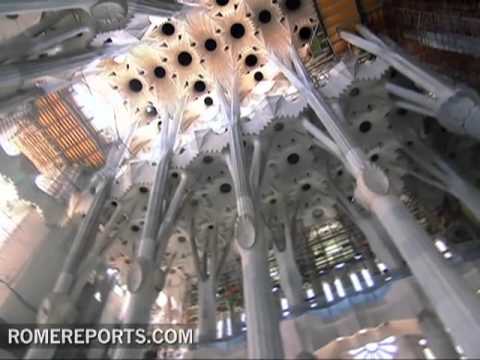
[337, 170, 343, 177]
[208, 224, 215, 230]
[178, 51, 193, 66]
[230, 23, 246, 39]
[203, 155, 213, 164]
[285, 0, 301, 11]
[287, 153, 300, 164]
[258, 9, 272, 23]
[216, 0, 229, 5]
[254, 71, 264, 82]
[154, 66, 166, 79]
[128, 79, 143, 93]
[161, 23, 175, 36]
[205, 38, 217, 51]
[370, 154, 379, 162]
[146, 105, 158, 117]
[220, 183, 232, 193]
[6, 14, 19, 20]
[359, 121, 372, 133]
[302, 183, 311, 191]
[131, 225, 140, 232]
[204, 96, 213, 106]
[194, 80, 206, 93]
[270, 198, 277, 205]
[104, 38, 113, 44]
[245, 54, 258, 67]
[172, 172, 179, 179]
[178, 236, 186, 243]
[111, 201, 118, 207]
[298, 26, 312, 41]
[139, 186, 149, 194]
[350, 87, 360, 97]
[274, 122, 284, 131]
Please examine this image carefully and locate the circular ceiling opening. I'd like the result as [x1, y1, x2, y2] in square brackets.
[245, 54, 258, 67]
[111, 201, 118, 207]
[216, 0, 229, 5]
[139, 186, 149, 194]
[203, 155, 213, 164]
[146, 105, 158, 117]
[129, 79, 143, 93]
[161, 23, 175, 36]
[285, 0, 301, 11]
[359, 121, 372, 133]
[220, 183, 232, 193]
[298, 26, 312, 41]
[154, 66, 166, 79]
[178, 51, 193, 66]
[205, 38, 217, 51]
[254, 71, 264, 82]
[230, 23, 246, 39]
[194, 80, 206, 93]
[370, 153, 379, 162]
[204, 96, 214, 106]
[177, 236, 186, 243]
[131, 225, 140, 232]
[258, 9, 272, 24]
[274, 122, 284, 131]
[350, 87, 360, 97]
[287, 153, 300, 164]
[302, 183, 311, 191]
[313, 208, 324, 218]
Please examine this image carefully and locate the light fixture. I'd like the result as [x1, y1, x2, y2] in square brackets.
[350, 273, 363, 292]
[349, 336, 397, 360]
[361, 268, 374, 288]
[323, 282, 334, 302]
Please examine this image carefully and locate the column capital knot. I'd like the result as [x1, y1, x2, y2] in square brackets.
[354, 164, 390, 210]
[437, 88, 480, 136]
[127, 257, 153, 293]
[235, 214, 256, 250]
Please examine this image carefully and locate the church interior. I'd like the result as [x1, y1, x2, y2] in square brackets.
[1, 0, 480, 359]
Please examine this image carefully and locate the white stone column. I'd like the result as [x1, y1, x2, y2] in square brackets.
[274, 221, 305, 313]
[271, 47, 480, 358]
[418, 310, 459, 360]
[219, 81, 284, 358]
[197, 276, 217, 343]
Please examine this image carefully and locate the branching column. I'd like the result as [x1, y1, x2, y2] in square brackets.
[114, 106, 186, 360]
[271, 47, 480, 358]
[219, 84, 283, 359]
[24, 142, 127, 360]
[329, 181, 403, 270]
[398, 137, 480, 222]
[189, 224, 219, 343]
[340, 25, 480, 141]
[271, 199, 305, 313]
